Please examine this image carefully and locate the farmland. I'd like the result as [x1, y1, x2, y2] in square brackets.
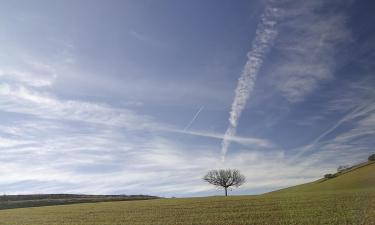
[0, 161, 373, 225]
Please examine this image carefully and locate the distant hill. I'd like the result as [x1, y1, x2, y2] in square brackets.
[0, 194, 159, 210]
[268, 161, 375, 195]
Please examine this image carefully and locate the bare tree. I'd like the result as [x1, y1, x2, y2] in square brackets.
[203, 169, 245, 196]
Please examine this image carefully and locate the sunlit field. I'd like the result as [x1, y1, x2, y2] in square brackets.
[0, 192, 373, 225]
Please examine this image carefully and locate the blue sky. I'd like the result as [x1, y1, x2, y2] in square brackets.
[0, 0, 374, 197]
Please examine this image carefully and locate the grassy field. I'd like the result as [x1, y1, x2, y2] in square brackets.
[0, 162, 374, 225]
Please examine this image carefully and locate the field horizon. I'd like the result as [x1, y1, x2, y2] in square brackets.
[0, 160, 374, 225]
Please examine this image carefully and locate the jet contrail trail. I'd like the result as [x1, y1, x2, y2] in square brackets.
[184, 106, 204, 131]
[221, 5, 279, 161]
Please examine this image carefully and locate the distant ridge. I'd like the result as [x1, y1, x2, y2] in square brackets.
[0, 194, 159, 210]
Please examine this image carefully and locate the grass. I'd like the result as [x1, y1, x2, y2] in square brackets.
[0, 161, 374, 225]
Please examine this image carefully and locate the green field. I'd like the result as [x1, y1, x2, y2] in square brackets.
[0, 162, 374, 225]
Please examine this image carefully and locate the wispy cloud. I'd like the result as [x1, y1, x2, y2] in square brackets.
[129, 30, 168, 48]
[0, 66, 56, 88]
[289, 81, 375, 167]
[221, 4, 279, 160]
[269, 1, 351, 102]
[0, 58, 164, 131]
[0, 83, 157, 130]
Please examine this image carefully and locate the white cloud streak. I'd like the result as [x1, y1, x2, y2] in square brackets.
[171, 128, 273, 148]
[221, 5, 279, 160]
[183, 106, 204, 131]
[289, 102, 371, 163]
[289, 86, 375, 167]
[0, 83, 155, 129]
[0, 66, 56, 88]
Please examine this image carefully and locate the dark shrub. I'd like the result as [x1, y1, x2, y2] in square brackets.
[324, 174, 336, 179]
[369, 154, 375, 161]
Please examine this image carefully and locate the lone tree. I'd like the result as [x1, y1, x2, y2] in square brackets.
[203, 169, 245, 196]
[369, 154, 375, 161]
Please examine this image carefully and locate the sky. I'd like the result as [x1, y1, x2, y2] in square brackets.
[0, 0, 374, 197]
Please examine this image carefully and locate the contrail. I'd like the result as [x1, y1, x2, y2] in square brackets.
[288, 101, 374, 163]
[184, 106, 204, 131]
[221, 5, 279, 161]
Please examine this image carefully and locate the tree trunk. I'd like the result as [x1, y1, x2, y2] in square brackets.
[224, 187, 228, 196]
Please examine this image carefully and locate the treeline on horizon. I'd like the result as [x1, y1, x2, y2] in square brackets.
[0, 194, 159, 210]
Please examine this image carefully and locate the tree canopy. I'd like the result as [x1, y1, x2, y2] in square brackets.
[203, 169, 245, 196]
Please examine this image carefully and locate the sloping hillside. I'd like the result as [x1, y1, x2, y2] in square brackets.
[269, 161, 375, 195]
